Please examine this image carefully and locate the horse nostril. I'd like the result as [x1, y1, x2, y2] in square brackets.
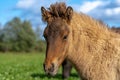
[51, 63, 54, 68]
[48, 63, 55, 72]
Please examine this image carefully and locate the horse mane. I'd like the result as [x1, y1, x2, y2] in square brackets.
[49, 2, 67, 18]
[41, 2, 73, 23]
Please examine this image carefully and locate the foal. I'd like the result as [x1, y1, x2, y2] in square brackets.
[41, 2, 120, 80]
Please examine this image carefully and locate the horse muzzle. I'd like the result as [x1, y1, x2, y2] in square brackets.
[43, 63, 57, 76]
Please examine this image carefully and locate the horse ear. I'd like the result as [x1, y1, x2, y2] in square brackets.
[65, 6, 73, 23]
[41, 6, 52, 23]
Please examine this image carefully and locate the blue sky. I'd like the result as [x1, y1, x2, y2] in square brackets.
[0, 0, 120, 29]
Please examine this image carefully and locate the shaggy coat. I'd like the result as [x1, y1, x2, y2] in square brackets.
[67, 7, 120, 80]
[41, 2, 120, 80]
[62, 27, 120, 79]
[68, 13, 120, 80]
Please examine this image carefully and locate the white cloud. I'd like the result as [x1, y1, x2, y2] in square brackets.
[116, 0, 120, 5]
[16, 0, 62, 9]
[106, 7, 120, 16]
[79, 1, 103, 13]
[16, 0, 62, 13]
[16, 0, 36, 9]
[106, 9, 112, 16]
[15, 0, 120, 27]
[73, 0, 120, 26]
[114, 7, 120, 14]
[16, 0, 61, 27]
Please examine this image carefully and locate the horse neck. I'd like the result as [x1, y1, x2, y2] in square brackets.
[66, 12, 113, 77]
[67, 21, 94, 77]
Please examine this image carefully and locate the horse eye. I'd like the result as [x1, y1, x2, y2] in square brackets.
[43, 34, 47, 39]
[63, 35, 68, 40]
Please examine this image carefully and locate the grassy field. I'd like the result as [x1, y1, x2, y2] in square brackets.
[0, 52, 79, 80]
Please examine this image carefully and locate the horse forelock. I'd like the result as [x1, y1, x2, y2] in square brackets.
[49, 2, 67, 19]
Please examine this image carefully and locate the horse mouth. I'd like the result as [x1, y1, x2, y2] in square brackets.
[44, 63, 59, 76]
[46, 67, 58, 76]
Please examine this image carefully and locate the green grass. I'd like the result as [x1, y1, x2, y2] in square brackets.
[0, 52, 79, 80]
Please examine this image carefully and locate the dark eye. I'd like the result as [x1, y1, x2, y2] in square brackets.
[43, 34, 47, 39]
[63, 35, 68, 40]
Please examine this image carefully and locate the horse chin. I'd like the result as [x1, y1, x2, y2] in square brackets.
[50, 71, 57, 76]
[47, 67, 58, 76]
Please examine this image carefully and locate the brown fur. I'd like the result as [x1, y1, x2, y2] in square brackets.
[41, 2, 120, 80]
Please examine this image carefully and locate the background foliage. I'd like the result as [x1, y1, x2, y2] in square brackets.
[0, 17, 46, 52]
